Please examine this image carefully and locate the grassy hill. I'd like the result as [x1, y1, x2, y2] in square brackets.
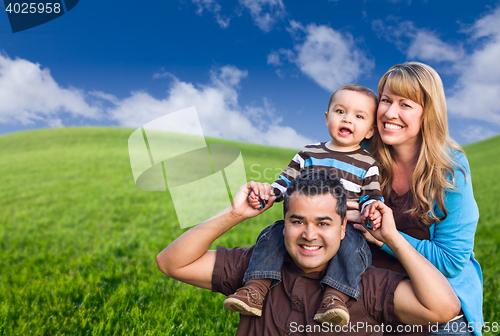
[463, 135, 500, 327]
[0, 127, 498, 335]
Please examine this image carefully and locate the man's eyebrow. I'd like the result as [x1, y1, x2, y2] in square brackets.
[316, 216, 333, 221]
[289, 214, 305, 220]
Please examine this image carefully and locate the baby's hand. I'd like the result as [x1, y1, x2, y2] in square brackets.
[368, 209, 382, 229]
[248, 190, 262, 210]
[247, 181, 274, 210]
[363, 203, 382, 230]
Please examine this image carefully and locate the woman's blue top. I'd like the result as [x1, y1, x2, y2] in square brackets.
[380, 151, 483, 336]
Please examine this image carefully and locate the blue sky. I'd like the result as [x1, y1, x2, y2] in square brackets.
[1, 0, 500, 148]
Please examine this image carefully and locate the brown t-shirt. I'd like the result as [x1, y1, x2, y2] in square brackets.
[370, 189, 430, 276]
[212, 245, 410, 336]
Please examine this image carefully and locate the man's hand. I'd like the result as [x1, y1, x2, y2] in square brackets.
[346, 201, 362, 222]
[353, 224, 383, 246]
[232, 181, 276, 219]
[156, 181, 275, 290]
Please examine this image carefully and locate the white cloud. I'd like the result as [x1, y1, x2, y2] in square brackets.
[372, 19, 464, 62]
[90, 90, 119, 105]
[469, 7, 500, 38]
[192, 0, 230, 28]
[189, 0, 285, 32]
[0, 54, 100, 126]
[373, 11, 500, 127]
[266, 50, 282, 66]
[459, 125, 499, 143]
[47, 118, 63, 128]
[266, 48, 294, 66]
[153, 69, 176, 80]
[447, 7, 500, 125]
[269, 21, 374, 92]
[107, 65, 313, 148]
[0, 54, 312, 148]
[408, 31, 464, 62]
[239, 0, 286, 32]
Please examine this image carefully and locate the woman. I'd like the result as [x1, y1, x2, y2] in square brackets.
[356, 62, 483, 335]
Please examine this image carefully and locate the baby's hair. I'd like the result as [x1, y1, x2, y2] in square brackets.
[327, 84, 378, 112]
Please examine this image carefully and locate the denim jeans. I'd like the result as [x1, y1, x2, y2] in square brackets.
[427, 316, 473, 336]
[243, 220, 371, 300]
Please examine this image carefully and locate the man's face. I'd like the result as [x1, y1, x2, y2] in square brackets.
[283, 192, 347, 273]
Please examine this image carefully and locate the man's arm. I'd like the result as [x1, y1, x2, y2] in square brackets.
[366, 201, 461, 325]
[156, 181, 275, 290]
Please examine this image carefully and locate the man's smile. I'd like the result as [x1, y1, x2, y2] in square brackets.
[299, 244, 322, 252]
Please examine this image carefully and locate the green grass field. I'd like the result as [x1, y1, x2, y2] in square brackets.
[0, 127, 498, 335]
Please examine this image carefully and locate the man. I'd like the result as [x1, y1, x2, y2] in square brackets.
[156, 169, 460, 335]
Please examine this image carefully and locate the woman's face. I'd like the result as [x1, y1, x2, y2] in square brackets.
[377, 85, 424, 150]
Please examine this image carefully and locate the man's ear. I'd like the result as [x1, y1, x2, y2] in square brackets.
[365, 125, 376, 139]
[340, 216, 347, 240]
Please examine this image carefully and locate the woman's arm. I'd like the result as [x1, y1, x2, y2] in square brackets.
[365, 201, 461, 324]
[380, 153, 479, 278]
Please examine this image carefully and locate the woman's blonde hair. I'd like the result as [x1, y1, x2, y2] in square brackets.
[371, 62, 463, 226]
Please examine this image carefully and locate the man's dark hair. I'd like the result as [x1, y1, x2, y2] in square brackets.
[283, 169, 347, 223]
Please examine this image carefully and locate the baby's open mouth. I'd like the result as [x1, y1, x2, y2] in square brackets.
[339, 127, 352, 134]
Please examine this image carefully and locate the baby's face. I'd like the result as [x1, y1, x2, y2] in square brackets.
[325, 90, 377, 151]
